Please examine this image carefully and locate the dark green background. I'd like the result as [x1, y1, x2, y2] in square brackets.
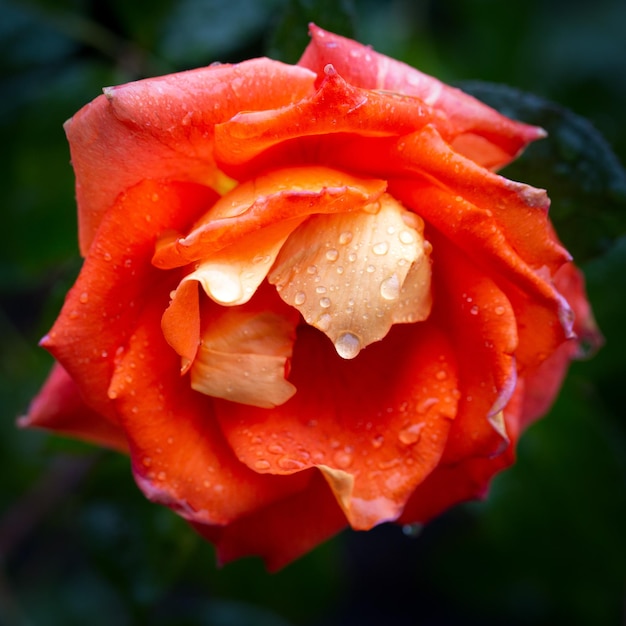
[2, 1, 625, 624]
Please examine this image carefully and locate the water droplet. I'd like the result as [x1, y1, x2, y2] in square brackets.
[339, 231, 353, 245]
[470, 305, 479, 315]
[103, 252, 112, 262]
[253, 254, 271, 264]
[336, 266, 345, 275]
[398, 423, 424, 445]
[255, 459, 271, 470]
[348, 252, 357, 262]
[157, 471, 166, 481]
[380, 273, 400, 300]
[333, 449, 353, 468]
[79, 292, 89, 304]
[435, 370, 447, 381]
[372, 241, 389, 255]
[316, 313, 332, 331]
[366, 264, 376, 273]
[495, 305, 505, 315]
[334, 332, 362, 359]
[319, 297, 331, 308]
[315, 286, 327, 294]
[399, 230, 414, 244]
[417, 397, 439, 413]
[142, 456, 152, 467]
[372, 435, 384, 448]
[278, 456, 305, 470]
[387, 226, 396, 235]
[267, 443, 284, 454]
[101, 351, 108, 358]
[306, 265, 318, 275]
[294, 291, 306, 305]
[325, 248, 339, 261]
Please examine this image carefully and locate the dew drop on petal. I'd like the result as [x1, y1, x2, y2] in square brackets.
[372, 241, 389, 255]
[398, 423, 424, 445]
[379, 273, 400, 301]
[333, 449, 354, 468]
[339, 231, 353, 245]
[399, 230, 415, 245]
[255, 459, 271, 470]
[316, 313, 332, 331]
[334, 332, 362, 359]
[325, 248, 339, 261]
[294, 291, 306, 305]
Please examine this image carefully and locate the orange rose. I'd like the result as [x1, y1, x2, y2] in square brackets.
[22, 26, 601, 569]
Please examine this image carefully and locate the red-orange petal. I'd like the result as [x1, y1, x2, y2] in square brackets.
[391, 181, 573, 371]
[399, 385, 524, 524]
[299, 25, 545, 169]
[108, 286, 311, 526]
[215, 322, 458, 530]
[427, 232, 518, 464]
[213, 65, 448, 170]
[193, 470, 347, 571]
[65, 59, 316, 255]
[19, 363, 128, 452]
[43, 180, 217, 421]
[520, 262, 603, 425]
[152, 166, 387, 269]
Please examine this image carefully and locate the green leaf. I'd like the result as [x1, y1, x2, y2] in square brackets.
[460, 81, 626, 263]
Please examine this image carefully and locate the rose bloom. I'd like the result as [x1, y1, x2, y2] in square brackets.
[23, 26, 600, 569]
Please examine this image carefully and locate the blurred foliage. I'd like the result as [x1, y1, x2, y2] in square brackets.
[1, 0, 625, 625]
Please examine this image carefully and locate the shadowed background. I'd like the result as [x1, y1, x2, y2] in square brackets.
[1, 0, 625, 624]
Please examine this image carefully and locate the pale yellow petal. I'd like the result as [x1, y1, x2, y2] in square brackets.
[184, 218, 305, 306]
[268, 194, 432, 358]
[190, 309, 297, 408]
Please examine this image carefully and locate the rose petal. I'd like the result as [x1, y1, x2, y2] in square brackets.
[152, 166, 387, 269]
[315, 125, 567, 274]
[19, 363, 127, 452]
[428, 233, 518, 464]
[391, 180, 573, 371]
[43, 180, 217, 421]
[299, 25, 544, 169]
[399, 386, 524, 524]
[108, 286, 310, 526]
[268, 195, 432, 358]
[214, 65, 449, 172]
[193, 470, 346, 570]
[520, 262, 603, 425]
[190, 295, 299, 408]
[215, 322, 458, 530]
[65, 59, 316, 255]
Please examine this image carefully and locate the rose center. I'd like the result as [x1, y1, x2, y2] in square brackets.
[159, 181, 432, 407]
